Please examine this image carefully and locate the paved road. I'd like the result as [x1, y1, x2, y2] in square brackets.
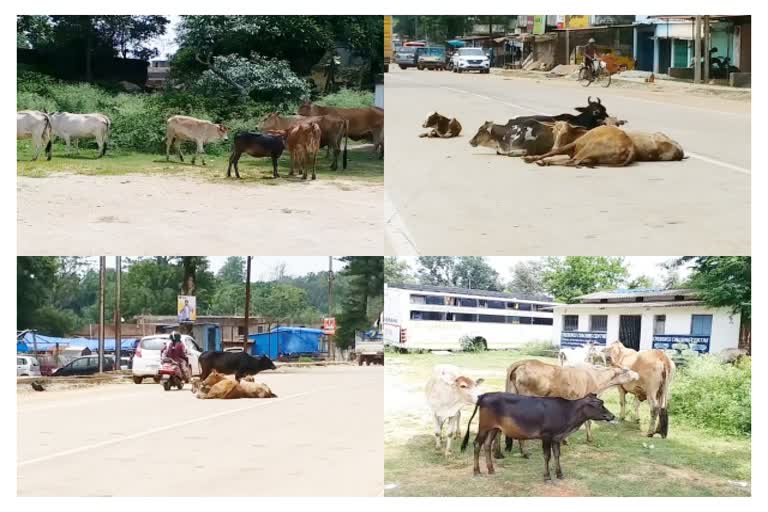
[385, 68, 751, 255]
[17, 366, 383, 496]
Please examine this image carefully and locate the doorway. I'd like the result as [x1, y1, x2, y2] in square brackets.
[619, 315, 642, 350]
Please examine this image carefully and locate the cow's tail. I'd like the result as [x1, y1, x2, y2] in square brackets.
[504, 361, 525, 451]
[460, 402, 481, 452]
[342, 120, 349, 170]
[657, 357, 675, 438]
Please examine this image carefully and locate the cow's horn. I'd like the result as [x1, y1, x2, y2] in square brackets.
[596, 97, 602, 104]
[587, 96, 593, 104]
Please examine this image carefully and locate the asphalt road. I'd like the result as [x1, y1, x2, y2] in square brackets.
[384, 67, 751, 255]
[17, 365, 383, 496]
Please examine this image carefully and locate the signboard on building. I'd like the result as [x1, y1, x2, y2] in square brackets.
[556, 15, 565, 29]
[322, 317, 336, 335]
[566, 15, 590, 29]
[652, 334, 711, 353]
[561, 331, 607, 348]
[177, 295, 196, 322]
[533, 16, 546, 35]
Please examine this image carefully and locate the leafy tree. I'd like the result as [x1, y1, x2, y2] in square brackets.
[453, 257, 500, 291]
[17, 15, 54, 48]
[17, 257, 58, 330]
[95, 15, 169, 59]
[416, 256, 456, 286]
[384, 257, 412, 284]
[683, 257, 751, 321]
[32, 306, 81, 337]
[542, 257, 629, 303]
[217, 257, 245, 285]
[335, 257, 383, 350]
[508, 260, 545, 294]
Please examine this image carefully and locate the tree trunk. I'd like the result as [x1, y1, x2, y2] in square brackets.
[85, 17, 93, 83]
[739, 316, 751, 354]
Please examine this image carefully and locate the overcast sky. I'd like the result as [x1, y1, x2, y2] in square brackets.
[149, 15, 181, 59]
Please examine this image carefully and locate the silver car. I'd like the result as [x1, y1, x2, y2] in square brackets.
[17, 355, 42, 377]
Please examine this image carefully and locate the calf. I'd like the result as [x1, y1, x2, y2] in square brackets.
[227, 132, 285, 179]
[282, 121, 322, 180]
[166, 115, 228, 166]
[196, 370, 276, 399]
[261, 112, 348, 170]
[419, 112, 462, 138]
[425, 364, 484, 457]
[524, 124, 635, 168]
[198, 351, 276, 381]
[461, 392, 615, 480]
[17, 110, 52, 161]
[604, 341, 675, 438]
[50, 112, 111, 158]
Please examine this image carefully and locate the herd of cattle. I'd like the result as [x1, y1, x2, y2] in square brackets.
[420, 96, 685, 167]
[425, 340, 675, 481]
[17, 102, 384, 180]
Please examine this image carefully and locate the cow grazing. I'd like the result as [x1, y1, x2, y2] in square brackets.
[165, 115, 228, 166]
[604, 340, 676, 438]
[50, 112, 111, 158]
[227, 132, 285, 179]
[198, 351, 276, 381]
[461, 392, 616, 480]
[524, 124, 635, 168]
[17, 110, 53, 161]
[497, 359, 638, 457]
[262, 113, 348, 170]
[298, 102, 383, 158]
[425, 364, 485, 457]
[196, 370, 276, 399]
[419, 112, 462, 138]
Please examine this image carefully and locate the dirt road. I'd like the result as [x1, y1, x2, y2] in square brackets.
[17, 366, 383, 496]
[385, 67, 750, 255]
[17, 174, 383, 255]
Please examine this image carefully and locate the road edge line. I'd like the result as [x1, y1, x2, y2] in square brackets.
[384, 191, 419, 255]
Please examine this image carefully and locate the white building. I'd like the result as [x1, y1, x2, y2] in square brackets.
[552, 288, 741, 354]
[384, 284, 558, 351]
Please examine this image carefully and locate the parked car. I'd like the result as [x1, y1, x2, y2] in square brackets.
[395, 47, 417, 69]
[451, 47, 491, 73]
[17, 355, 42, 377]
[416, 47, 447, 70]
[131, 334, 202, 384]
[51, 355, 115, 377]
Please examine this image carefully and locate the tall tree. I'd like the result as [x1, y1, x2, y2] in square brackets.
[508, 260, 545, 294]
[416, 256, 456, 286]
[217, 256, 245, 285]
[384, 257, 412, 284]
[682, 256, 751, 319]
[452, 257, 500, 290]
[335, 257, 384, 350]
[17, 257, 58, 330]
[542, 256, 629, 303]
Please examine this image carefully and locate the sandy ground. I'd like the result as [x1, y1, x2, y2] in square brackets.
[17, 365, 383, 496]
[18, 174, 383, 255]
[385, 67, 750, 255]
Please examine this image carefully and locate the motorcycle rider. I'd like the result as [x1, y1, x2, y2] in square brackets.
[162, 331, 190, 381]
[584, 38, 601, 77]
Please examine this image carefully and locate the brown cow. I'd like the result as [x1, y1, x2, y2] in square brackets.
[419, 112, 462, 138]
[196, 370, 276, 399]
[165, 115, 228, 166]
[298, 102, 383, 158]
[601, 117, 686, 161]
[496, 359, 638, 457]
[523, 124, 635, 168]
[261, 113, 348, 170]
[272, 121, 322, 180]
[604, 340, 676, 438]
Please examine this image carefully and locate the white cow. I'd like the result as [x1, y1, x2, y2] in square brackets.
[50, 112, 111, 158]
[425, 364, 484, 457]
[17, 110, 53, 161]
[165, 115, 229, 166]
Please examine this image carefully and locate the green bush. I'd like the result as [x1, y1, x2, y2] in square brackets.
[670, 355, 751, 436]
[317, 88, 374, 108]
[517, 340, 558, 357]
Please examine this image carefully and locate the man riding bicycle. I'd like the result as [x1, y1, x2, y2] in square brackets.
[584, 38, 601, 77]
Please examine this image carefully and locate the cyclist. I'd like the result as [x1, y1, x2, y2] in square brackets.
[583, 38, 601, 78]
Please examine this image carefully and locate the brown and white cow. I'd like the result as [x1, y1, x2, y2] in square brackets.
[420, 112, 462, 138]
[425, 364, 485, 457]
[165, 115, 228, 166]
[262, 113, 348, 170]
[297, 102, 383, 158]
[602, 117, 685, 161]
[195, 370, 276, 399]
[604, 340, 676, 438]
[17, 110, 53, 161]
[523, 123, 635, 168]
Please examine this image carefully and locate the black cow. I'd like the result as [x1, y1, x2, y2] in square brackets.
[227, 132, 285, 179]
[198, 351, 277, 381]
[461, 392, 615, 481]
[508, 96, 610, 130]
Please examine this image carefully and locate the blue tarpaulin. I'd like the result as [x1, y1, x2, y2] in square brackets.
[249, 327, 324, 360]
[446, 40, 466, 47]
[16, 332, 137, 353]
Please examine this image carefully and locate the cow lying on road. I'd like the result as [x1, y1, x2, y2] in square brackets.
[419, 112, 462, 138]
[508, 96, 610, 130]
[198, 351, 276, 381]
[601, 117, 685, 161]
[425, 364, 484, 457]
[166, 115, 228, 166]
[227, 132, 285, 179]
[196, 370, 277, 399]
[524, 124, 636, 167]
[461, 392, 616, 480]
[17, 110, 52, 161]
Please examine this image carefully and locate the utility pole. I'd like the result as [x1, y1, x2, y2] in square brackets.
[328, 256, 334, 361]
[98, 256, 106, 373]
[114, 256, 121, 369]
[703, 16, 711, 82]
[693, 15, 702, 84]
[242, 256, 252, 351]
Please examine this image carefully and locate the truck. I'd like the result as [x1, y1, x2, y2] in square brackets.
[354, 330, 384, 365]
[384, 15, 393, 72]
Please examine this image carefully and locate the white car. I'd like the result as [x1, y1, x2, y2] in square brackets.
[131, 334, 202, 384]
[451, 48, 490, 73]
[17, 355, 42, 377]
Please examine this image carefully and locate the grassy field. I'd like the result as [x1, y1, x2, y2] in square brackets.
[384, 350, 751, 497]
[17, 141, 383, 184]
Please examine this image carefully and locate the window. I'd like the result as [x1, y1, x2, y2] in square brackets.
[72, 358, 89, 369]
[458, 298, 478, 307]
[518, 303, 532, 311]
[674, 295, 685, 301]
[410, 311, 444, 321]
[519, 317, 533, 325]
[425, 295, 445, 305]
[185, 337, 202, 353]
[533, 304, 552, 312]
[17, 358, 25, 365]
[478, 300, 487, 307]
[487, 300, 505, 309]
[141, 338, 167, 351]
[454, 313, 476, 322]
[533, 317, 554, 326]
[590, 315, 608, 333]
[507, 302, 519, 310]
[507, 316, 520, 324]
[563, 315, 579, 332]
[691, 315, 713, 336]
[410, 294, 426, 305]
[479, 314, 506, 323]
[654, 315, 666, 335]
[600, 299, 608, 303]
[635, 297, 644, 302]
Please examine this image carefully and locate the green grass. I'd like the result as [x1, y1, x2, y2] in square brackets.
[384, 351, 751, 497]
[17, 141, 383, 184]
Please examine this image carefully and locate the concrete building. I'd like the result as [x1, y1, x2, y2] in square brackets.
[552, 288, 741, 354]
[384, 283, 558, 351]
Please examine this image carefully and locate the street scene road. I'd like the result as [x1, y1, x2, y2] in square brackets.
[385, 67, 750, 255]
[17, 365, 383, 496]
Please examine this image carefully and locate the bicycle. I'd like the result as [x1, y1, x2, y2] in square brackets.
[579, 59, 611, 88]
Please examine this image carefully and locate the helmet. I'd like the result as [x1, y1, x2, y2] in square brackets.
[171, 331, 182, 343]
[588, 38, 596, 44]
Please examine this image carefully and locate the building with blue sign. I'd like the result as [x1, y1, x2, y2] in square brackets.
[551, 288, 740, 354]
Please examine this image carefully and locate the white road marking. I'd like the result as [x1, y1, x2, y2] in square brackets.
[384, 191, 419, 255]
[18, 385, 341, 467]
[686, 151, 751, 175]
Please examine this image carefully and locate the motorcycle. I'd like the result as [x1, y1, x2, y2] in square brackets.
[158, 358, 189, 391]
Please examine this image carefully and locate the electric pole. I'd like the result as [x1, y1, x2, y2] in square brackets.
[98, 256, 106, 373]
[242, 256, 252, 351]
[114, 256, 121, 368]
[328, 256, 334, 360]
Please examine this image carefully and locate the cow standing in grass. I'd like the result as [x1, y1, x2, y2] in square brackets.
[298, 102, 383, 158]
[166, 115, 229, 166]
[50, 112, 111, 158]
[17, 110, 53, 161]
[262, 113, 348, 170]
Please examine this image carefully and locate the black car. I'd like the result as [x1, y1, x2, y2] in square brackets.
[51, 355, 115, 376]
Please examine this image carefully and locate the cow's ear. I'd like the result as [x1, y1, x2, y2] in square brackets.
[574, 107, 587, 113]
